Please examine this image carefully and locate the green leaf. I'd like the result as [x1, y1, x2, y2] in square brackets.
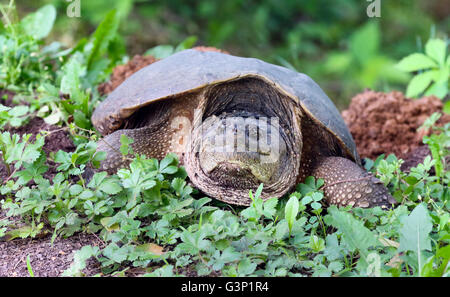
[398, 203, 432, 254]
[395, 53, 438, 72]
[175, 36, 198, 52]
[425, 38, 447, 65]
[406, 71, 434, 98]
[73, 110, 91, 130]
[254, 183, 264, 200]
[327, 206, 378, 254]
[444, 101, 450, 114]
[262, 197, 278, 219]
[424, 81, 448, 99]
[62, 246, 99, 276]
[9, 105, 29, 117]
[69, 184, 83, 196]
[349, 22, 379, 65]
[159, 154, 177, 173]
[285, 195, 299, 235]
[144, 265, 175, 277]
[26, 255, 34, 277]
[398, 203, 433, 275]
[60, 56, 84, 100]
[145, 45, 174, 59]
[119, 134, 134, 155]
[20, 4, 56, 40]
[0, 104, 10, 113]
[99, 178, 122, 195]
[301, 195, 312, 205]
[238, 258, 257, 276]
[87, 9, 120, 70]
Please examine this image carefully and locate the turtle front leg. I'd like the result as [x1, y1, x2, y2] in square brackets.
[95, 125, 173, 173]
[311, 157, 396, 209]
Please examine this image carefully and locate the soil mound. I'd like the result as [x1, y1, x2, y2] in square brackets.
[342, 90, 449, 161]
[98, 46, 228, 96]
[98, 55, 158, 95]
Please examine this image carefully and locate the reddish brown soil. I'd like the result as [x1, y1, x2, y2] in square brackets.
[192, 46, 230, 54]
[98, 55, 158, 95]
[342, 90, 450, 161]
[98, 46, 229, 96]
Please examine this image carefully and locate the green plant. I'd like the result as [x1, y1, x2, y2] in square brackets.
[36, 9, 124, 130]
[0, 104, 32, 128]
[26, 255, 35, 277]
[0, 2, 58, 91]
[396, 37, 449, 103]
[322, 22, 409, 92]
[144, 36, 198, 59]
[0, 131, 44, 181]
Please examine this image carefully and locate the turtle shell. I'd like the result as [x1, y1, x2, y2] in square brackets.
[92, 49, 359, 163]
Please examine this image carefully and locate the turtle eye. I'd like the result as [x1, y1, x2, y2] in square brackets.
[109, 116, 121, 128]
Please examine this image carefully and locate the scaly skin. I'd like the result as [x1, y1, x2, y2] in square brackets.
[311, 157, 396, 209]
[95, 116, 396, 208]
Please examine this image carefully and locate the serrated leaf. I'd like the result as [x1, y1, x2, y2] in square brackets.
[238, 258, 257, 275]
[160, 165, 178, 174]
[327, 206, 378, 254]
[100, 217, 120, 232]
[0, 104, 10, 112]
[262, 197, 278, 219]
[395, 53, 438, 72]
[9, 105, 29, 117]
[425, 38, 447, 65]
[406, 71, 434, 98]
[328, 261, 343, 273]
[87, 9, 120, 70]
[69, 184, 83, 196]
[79, 189, 94, 200]
[62, 245, 99, 276]
[99, 178, 122, 195]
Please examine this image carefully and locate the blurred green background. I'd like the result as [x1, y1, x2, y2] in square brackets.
[17, 0, 449, 109]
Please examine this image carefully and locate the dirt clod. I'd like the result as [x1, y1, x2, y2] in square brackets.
[342, 90, 450, 160]
[98, 55, 158, 96]
[98, 46, 229, 96]
[192, 46, 230, 54]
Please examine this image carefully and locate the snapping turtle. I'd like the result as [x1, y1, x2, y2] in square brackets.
[92, 49, 396, 208]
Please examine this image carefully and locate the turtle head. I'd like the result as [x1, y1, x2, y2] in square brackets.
[184, 78, 302, 205]
[198, 111, 287, 184]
